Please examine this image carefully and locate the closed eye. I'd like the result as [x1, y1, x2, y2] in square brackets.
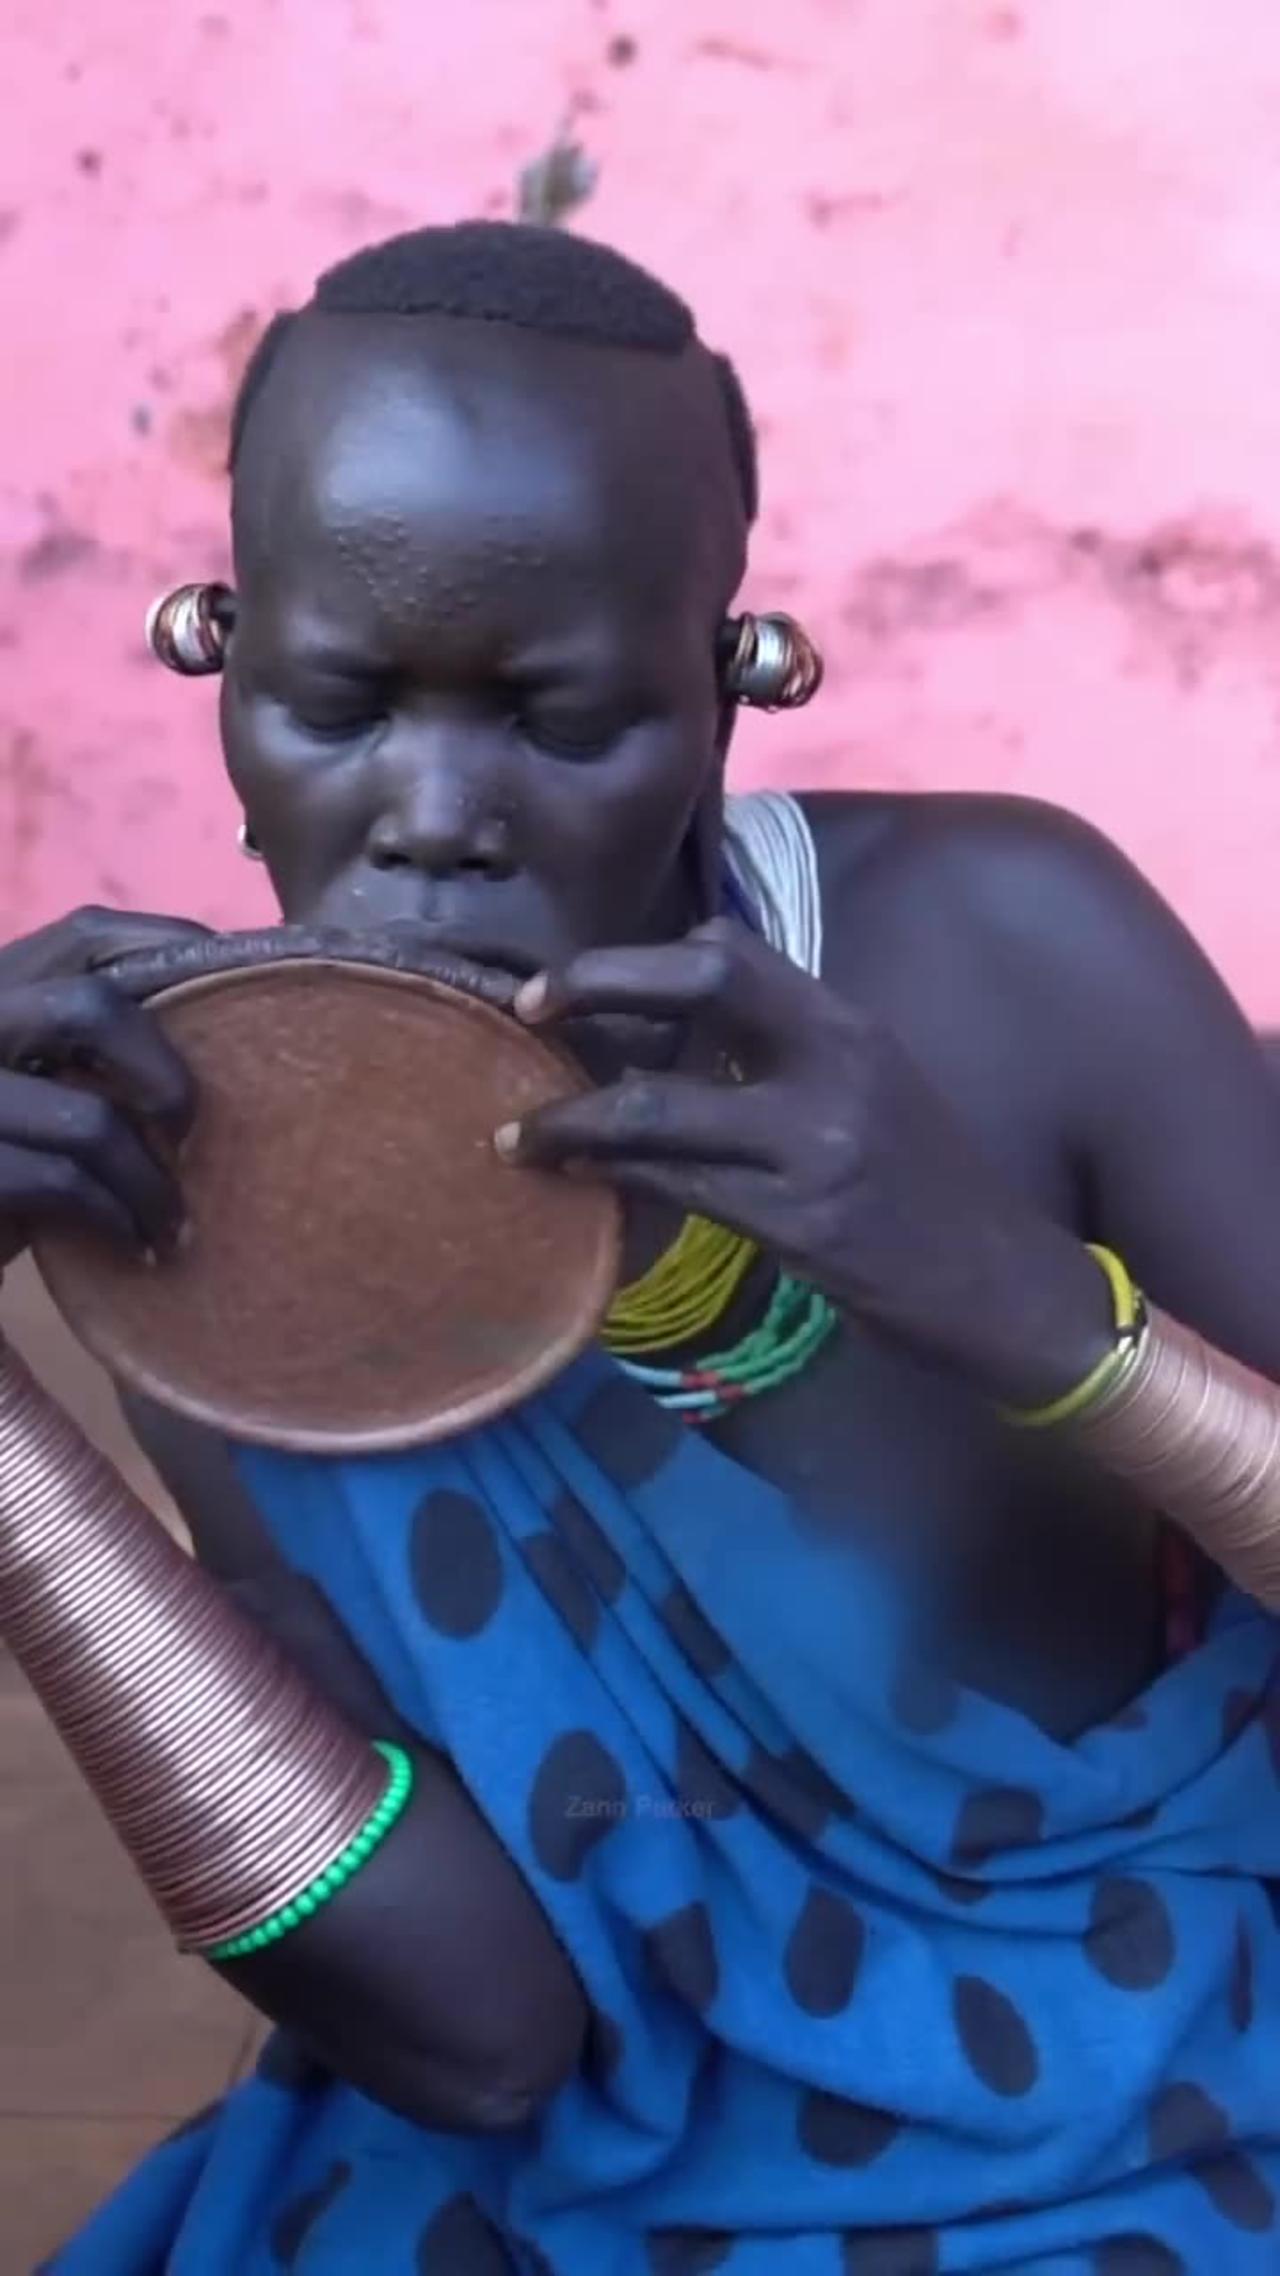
[515, 711, 624, 762]
[282, 686, 388, 740]
[290, 707, 384, 741]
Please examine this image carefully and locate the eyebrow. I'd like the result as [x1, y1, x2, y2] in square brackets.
[275, 643, 384, 679]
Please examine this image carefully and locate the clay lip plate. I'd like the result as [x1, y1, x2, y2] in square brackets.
[34, 957, 622, 1454]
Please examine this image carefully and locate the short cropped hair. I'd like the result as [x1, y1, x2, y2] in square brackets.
[229, 220, 759, 523]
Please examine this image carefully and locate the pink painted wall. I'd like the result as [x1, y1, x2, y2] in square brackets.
[3, 0, 1280, 1013]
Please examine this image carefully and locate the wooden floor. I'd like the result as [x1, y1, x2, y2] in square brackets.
[0, 1262, 256, 2272]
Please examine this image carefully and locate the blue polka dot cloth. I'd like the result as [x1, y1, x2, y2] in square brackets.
[43, 1350, 1280, 2274]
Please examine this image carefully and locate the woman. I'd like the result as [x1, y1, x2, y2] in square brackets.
[10, 220, 1280, 2273]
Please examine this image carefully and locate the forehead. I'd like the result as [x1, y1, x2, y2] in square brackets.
[233, 312, 737, 648]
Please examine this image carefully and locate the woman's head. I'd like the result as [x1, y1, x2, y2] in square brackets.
[217, 222, 760, 972]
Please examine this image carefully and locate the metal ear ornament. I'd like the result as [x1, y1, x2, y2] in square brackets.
[146, 583, 235, 676]
[719, 612, 823, 711]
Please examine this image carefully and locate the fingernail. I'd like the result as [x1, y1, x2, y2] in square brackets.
[493, 1122, 523, 1160]
[175, 1217, 195, 1253]
[141, 1247, 159, 1271]
[514, 975, 549, 1022]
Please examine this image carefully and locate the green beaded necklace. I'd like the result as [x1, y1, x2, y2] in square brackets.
[613, 1269, 839, 1424]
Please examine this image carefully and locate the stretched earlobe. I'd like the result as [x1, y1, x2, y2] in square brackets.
[145, 583, 236, 676]
[718, 612, 824, 711]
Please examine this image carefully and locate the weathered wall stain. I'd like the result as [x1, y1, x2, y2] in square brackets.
[693, 37, 801, 72]
[840, 506, 1280, 680]
[17, 528, 101, 583]
[0, 730, 90, 879]
[164, 308, 268, 483]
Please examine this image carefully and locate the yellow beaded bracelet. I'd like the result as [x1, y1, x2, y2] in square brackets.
[1009, 1244, 1145, 1431]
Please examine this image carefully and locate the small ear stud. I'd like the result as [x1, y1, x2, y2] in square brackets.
[719, 612, 824, 711]
[145, 583, 235, 675]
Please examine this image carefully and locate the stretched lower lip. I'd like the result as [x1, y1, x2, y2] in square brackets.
[325, 915, 544, 980]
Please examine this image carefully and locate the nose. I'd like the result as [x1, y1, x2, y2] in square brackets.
[366, 746, 517, 882]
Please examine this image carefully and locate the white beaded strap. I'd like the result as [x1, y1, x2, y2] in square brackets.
[722, 790, 824, 979]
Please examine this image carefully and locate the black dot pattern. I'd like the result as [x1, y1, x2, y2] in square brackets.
[410, 1489, 504, 1638]
[647, 2231, 735, 2273]
[1091, 2241, 1186, 2275]
[1223, 1689, 1259, 1748]
[798, 2088, 900, 2168]
[1264, 1688, 1280, 1777]
[1120, 1804, 1159, 1835]
[575, 1378, 685, 1489]
[1148, 2081, 1228, 2165]
[644, 1900, 720, 2012]
[841, 2227, 940, 2274]
[929, 1867, 990, 1909]
[951, 1785, 1044, 1869]
[889, 1657, 959, 1738]
[952, 1975, 1039, 2097]
[516, 2247, 558, 2276]
[1084, 1878, 1176, 1990]
[550, 1488, 625, 1601]
[675, 1720, 741, 1822]
[660, 1584, 732, 1679]
[270, 2158, 352, 2268]
[416, 2193, 511, 2274]
[1231, 1915, 1255, 2033]
[528, 1730, 627, 1881]
[784, 1887, 866, 2016]
[512, 2239, 558, 2276]
[1194, 2153, 1275, 2234]
[584, 2007, 625, 2084]
[742, 1743, 849, 1843]
[520, 1531, 600, 1650]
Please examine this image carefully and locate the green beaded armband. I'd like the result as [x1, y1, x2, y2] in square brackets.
[204, 1741, 415, 1963]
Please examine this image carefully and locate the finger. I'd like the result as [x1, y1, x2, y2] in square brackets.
[0, 908, 213, 989]
[497, 1075, 772, 1169]
[0, 1072, 186, 1248]
[78, 911, 215, 973]
[514, 924, 785, 1041]
[0, 979, 196, 1137]
[0, 1137, 140, 1253]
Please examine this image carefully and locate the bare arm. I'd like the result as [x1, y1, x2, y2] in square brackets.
[0, 905, 585, 2139]
[970, 802, 1280, 1377]
[121, 1394, 587, 2131]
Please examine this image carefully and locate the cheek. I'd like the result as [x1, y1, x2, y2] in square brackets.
[539, 726, 713, 931]
[220, 684, 362, 900]
[219, 678, 296, 818]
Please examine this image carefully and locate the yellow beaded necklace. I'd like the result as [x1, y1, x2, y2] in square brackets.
[602, 1215, 759, 1356]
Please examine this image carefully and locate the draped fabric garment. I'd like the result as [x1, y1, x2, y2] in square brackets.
[46, 1346, 1280, 2275]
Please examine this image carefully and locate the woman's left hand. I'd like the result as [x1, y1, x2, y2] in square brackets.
[499, 918, 1113, 1406]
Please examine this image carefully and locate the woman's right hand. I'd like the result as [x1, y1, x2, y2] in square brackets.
[0, 905, 211, 1271]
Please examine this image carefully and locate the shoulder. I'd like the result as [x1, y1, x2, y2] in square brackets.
[796, 787, 1206, 1012]
[801, 787, 1144, 928]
